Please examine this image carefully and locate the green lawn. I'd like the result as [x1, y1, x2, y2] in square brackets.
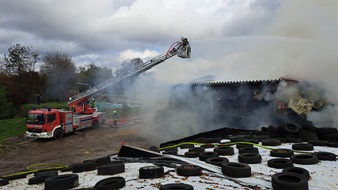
[0, 102, 139, 142]
[0, 102, 67, 143]
[0, 117, 26, 143]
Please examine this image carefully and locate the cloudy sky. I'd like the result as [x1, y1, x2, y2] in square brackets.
[1, 0, 337, 83]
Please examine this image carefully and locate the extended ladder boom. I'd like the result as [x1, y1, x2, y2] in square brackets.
[68, 38, 191, 105]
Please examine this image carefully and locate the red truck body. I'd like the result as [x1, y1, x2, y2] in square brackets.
[26, 108, 104, 139]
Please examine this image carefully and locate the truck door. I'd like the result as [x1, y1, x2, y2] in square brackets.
[47, 113, 58, 130]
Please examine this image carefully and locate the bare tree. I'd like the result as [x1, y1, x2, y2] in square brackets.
[40, 52, 76, 101]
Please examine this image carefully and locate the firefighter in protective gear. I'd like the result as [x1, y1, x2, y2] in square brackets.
[90, 98, 96, 108]
[113, 110, 119, 128]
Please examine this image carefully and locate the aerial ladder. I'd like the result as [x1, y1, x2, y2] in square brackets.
[68, 37, 191, 114]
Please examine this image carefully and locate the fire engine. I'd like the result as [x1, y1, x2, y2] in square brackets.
[25, 38, 191, 139]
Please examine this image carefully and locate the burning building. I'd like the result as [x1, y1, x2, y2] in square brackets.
[157, 77, 329, 132]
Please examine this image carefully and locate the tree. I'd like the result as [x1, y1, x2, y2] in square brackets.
[3, 44, 38, 75]
[0, 85, 15, 119]
[0, 44, 43, 105]
[77, 63, 113, 91]
[40, 52, 76, 101]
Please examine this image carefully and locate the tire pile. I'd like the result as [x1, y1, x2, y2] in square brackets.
[260, 123, 338, 145]
[173, 123, 338, 190]
[1, 123, 337, 189]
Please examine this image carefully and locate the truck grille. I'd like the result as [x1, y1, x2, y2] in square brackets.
[27, 129, 42, 133]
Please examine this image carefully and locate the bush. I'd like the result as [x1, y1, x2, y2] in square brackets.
[0, 85, 17, 119]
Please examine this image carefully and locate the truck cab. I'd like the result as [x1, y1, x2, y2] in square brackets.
[26, 108, 62, 139]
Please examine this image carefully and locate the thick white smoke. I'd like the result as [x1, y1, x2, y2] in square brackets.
[106, 0, 338, 144]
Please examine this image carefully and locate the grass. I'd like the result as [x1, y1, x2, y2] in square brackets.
[0, 117, 26, 143]
[0, 102, 140, 142]
[0, 102, 67, 143]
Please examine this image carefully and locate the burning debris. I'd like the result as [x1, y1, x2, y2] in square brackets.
[152, 78, 334, 141]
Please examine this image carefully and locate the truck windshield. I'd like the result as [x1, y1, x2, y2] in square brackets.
[26, 114, 46, 124]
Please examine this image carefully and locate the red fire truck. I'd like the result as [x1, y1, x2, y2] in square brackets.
[26, 108, 104, 139]
[25, 38, 191, 139]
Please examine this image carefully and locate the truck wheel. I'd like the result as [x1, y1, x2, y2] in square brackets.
[53, 129, 63, 140]
[92, 120, 100, 128]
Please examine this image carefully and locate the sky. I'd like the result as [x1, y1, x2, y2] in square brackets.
[1, 0, 338, 84]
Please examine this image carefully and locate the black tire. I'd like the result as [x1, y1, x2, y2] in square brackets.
[292, 143, 314, 151]
[267, 158, 293, 169]
[184, 151, 200, 158]
[199, 151, 219, 161]
[159, 183, 194, 190]
[60, 166, 72, 172]
[283, 123, 300, 134]
[34, 170, 58, 177]
[321, 133, 338, 140]
[316, 127, 337, 135]
[272, 172, 308, 190]
[176, 164, 202, 176]
[307, 140, 329, 146]
[229, 135, 246, 142]
[179, 144, 195, 149]
[188, 147, 205, 153]
[44, 174, 79, 190]
[262, 139, 281, 146]
[253, 135, 270, 140]
[221, 162, 251, 178]
[268, 125, 279, 133]
[139, 165, 164, 179]
[302, 124, 317, 132]
[94, 177, 125, 190]
[53, 128, 63, 140]
[214, 146, 234, 155]
[312, 152, 336, 161]
[0, 177, 9, 186]
[285, 138, 303, 143]
[290, 154, 319, 165]
[96, 156, 112, 166]
[242, 139, 260, 144]
[200, 144, 214, 148]
[29, 172, 58, 184]
[299, 132, 318, 141]
[238, 147, 259, 154]
[270, 149, 294, 157]
[238, 153, 262, 164]
[236, 143, 253, 149]
[282, 167, 310, 180]
[5, 173, 26, 180]
[98, 163, 125, 175]
[72, 162, 97, 173]
[205, 157, 229, 166]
